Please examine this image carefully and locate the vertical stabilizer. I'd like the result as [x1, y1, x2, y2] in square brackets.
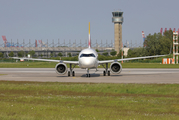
[88, 22, 91, 48]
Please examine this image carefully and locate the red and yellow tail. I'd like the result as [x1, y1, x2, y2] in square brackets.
[88, 22, 91, 48]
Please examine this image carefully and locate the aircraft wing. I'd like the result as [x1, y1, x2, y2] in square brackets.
[98, 54, 167, 64]
[11, 57, 79, 64]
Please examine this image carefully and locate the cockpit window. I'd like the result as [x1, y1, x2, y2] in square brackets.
[80, 53, 95, 58]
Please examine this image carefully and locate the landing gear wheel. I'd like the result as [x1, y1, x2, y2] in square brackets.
[86, 74, 90, 77]
[72, 71, 75, 76]
[108, 71, 110, 76]
[103, 71, 106, 76]
[68, 71, 70, 76]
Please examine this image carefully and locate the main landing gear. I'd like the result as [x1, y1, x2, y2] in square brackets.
[68, 64, 76, 77]
[102, 63, 110, 76]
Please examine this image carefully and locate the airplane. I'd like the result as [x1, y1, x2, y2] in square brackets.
[11, 22, 167, 77]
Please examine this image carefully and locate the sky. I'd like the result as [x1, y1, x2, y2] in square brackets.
[0, 0, 179, 46]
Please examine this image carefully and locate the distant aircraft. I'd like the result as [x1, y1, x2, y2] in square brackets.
[11, 23, 166, 77]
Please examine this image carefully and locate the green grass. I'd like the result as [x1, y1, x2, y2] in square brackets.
[0, 81, 179, 119]
[1, 62, 179, 68]
[0, 62, 57, 68]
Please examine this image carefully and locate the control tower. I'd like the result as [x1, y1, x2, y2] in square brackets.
[112, 11, 123, 54]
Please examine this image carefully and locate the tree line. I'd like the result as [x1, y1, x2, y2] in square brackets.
[127, 30, 175, 57]
[0, 50, 65, 58]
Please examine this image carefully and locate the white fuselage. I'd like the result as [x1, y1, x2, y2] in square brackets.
[78, 48, 98, 69]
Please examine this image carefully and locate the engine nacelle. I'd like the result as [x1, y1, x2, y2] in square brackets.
[110, 62, 122, 74]
[55, 63, 68, 75]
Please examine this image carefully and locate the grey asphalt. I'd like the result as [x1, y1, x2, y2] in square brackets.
[0, 68, 179, 83]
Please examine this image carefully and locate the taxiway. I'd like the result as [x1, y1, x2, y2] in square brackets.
[0, 68, 179, 83]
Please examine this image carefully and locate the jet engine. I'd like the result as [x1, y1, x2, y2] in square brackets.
[55, 63, 68, 75]
[110, 62, 122, 74]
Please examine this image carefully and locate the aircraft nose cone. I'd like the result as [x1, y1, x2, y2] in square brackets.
[80, 58, 95, 68]
[84, 59, 91, 65]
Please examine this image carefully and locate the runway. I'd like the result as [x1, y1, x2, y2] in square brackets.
[0, 68, 179, 83]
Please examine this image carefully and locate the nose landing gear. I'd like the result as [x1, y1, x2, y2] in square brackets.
[86, 68, 90, 77]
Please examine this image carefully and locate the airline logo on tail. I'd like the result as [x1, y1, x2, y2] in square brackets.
[88, 22, 91, 48]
